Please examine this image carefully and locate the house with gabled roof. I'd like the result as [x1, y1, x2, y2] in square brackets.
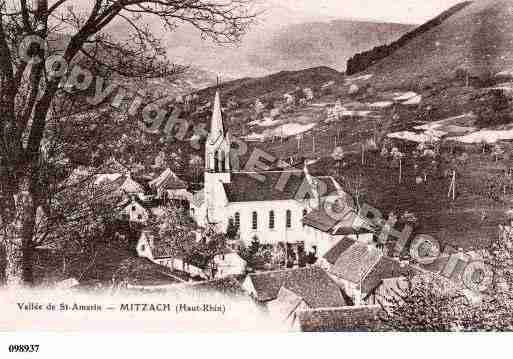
[242, 266, 347, 326]
[149, 168, 190, 203]
[320, 238, 418, 305]
[302, 203, 374, 256]
[118, 196, 150, 224]
[190, 89, 350, 254]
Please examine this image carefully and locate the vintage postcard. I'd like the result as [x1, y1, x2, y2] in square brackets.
[1, 0, 513, 343]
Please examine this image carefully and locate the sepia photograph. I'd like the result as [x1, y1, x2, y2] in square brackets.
[2, 0, 513, 350]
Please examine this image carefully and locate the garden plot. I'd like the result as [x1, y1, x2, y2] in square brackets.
[393, 91, 419, 101]
[368, 101, 394, 109]
[448, 127, 513, 144]
[414, 113, 477, 136]
[388, 130, 445, 143]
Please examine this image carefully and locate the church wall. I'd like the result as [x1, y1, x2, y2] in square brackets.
[224, 200, 309, 246]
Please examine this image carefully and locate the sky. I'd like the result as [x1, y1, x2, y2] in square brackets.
[267, 0, 466, 24]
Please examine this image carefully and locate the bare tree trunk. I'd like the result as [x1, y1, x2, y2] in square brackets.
[2, 177, 37, 287]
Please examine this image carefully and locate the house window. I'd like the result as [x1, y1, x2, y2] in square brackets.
[269, 210, 275, 229]
[234, 212, 240, 228]
[137, 214, 143, 220]
[132, 206, 136, 211]
[302, 209, 307, 227]
[252, 211, 258, 230]
[286, 210, 292, 228]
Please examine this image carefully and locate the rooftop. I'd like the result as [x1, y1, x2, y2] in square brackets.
[297, 305, 385, 332]
[247, 266, 347, 308]
[329, 242, 383, 284]
[223, 171, 339, 203]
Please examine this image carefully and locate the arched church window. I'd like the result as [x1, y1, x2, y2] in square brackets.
[252, 211, 258, 230]
[269, 210, 275, 229]
[234, 212, 240, 228]
[286, 210, 292, 228]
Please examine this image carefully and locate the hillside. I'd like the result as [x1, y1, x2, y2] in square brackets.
[245, 20, 415, 74]
[353, 0, 513, 89]
[346, 1, 472, 75]
[163, 19, 413, 78]
[197, 66, 343, 103]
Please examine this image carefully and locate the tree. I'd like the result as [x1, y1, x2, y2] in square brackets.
[382, 222, 513, 331]
[189, 154, 204, 184]
[379, 276, 470, 331]
[150, 208, 226, 280]
[331, 146, 345, 175]
[0, 0, 258, 287]
[391, 148, 405, 183]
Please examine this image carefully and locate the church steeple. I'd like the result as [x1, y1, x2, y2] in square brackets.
[205, 83, 231, 174]
[209, 89, 225, 141]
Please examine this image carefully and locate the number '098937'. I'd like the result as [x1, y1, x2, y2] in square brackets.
[8, 345, 39, 353]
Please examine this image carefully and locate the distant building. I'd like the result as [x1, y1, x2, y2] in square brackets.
[283, 93, 295, 105]
[149, 168, 190, 203]
[303, 88, 314, 101]
[118, 196, 149, 224]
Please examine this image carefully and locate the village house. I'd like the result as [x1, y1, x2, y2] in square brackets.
[190, 89, 350, 255]
[149, 168, 190, 205]
[242, 266, 347, 327]
[118, 196, 150, 224]
[318, 238, 416, 306]
[302, 200, 374, 256]
[136, 230, 246, 280]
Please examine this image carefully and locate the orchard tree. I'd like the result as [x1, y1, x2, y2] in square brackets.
[379, 276, 471, 331]
[331, 146, 345, 175]
[0, 0, 258, 287]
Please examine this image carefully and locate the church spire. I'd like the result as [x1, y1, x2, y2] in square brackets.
[205, 78, 231, 174]
[210, 88, 225, 139]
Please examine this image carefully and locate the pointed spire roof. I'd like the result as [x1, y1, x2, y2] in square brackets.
[209, 89, 225, 140]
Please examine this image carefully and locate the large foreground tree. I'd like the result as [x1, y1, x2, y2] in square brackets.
[0, 0, 257, 287]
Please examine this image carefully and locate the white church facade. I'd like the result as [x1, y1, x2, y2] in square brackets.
[190, 90, 360, 254]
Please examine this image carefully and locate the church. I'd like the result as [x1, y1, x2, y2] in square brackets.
[190, 89, 356, 254]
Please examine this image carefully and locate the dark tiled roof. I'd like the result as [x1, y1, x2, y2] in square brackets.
[98, 158, 128, 174]
[329, 243, 382, 284]
[297, 306, 385, 332]
[188, 276, 246, 297]
[303, 209, 339, 232]
[150, 168, 187, 191]
[152, 242, 185, 260]
[362, 257, 418, 294]
[323, 238, 357, 265]
[248, 266, 347, 308]
[323, 240, 418, 295]
[223, 172, 339, 203]
[115, 257, 186, 286]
